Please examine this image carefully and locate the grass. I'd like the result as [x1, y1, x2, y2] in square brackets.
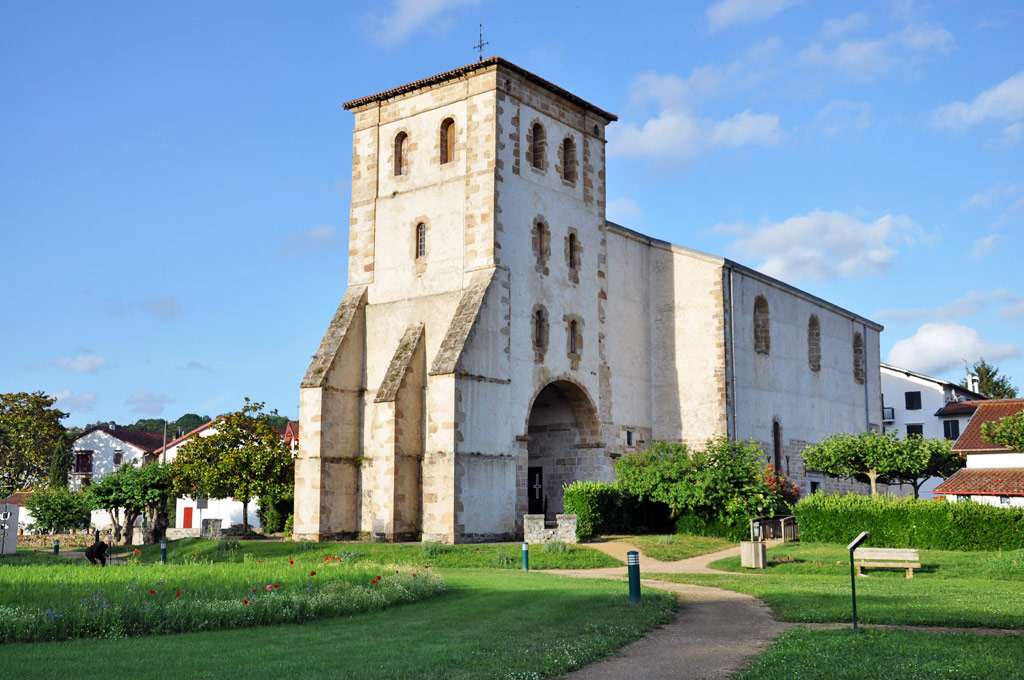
[607, 534, 734, 561]
[739, 628, 1024, 680]
[654, 541, 1024, 629]
[2, 569, 677, 680]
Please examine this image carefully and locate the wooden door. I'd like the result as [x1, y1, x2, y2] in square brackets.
[183, 506, 193, 529]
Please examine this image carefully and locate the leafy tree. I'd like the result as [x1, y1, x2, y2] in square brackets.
[615, 437, 796, 530]
[887, 436, 962, 498]
[85, 470, 133, 544]
[961, 359, 1019, 398]
[170, 399, 294, 534]
[173, 413, 210, 436]
[86, 462, 175, 544]
[801, 429, 931, 496]
[47, 433, 75, 489]
[25, 487, 91, 533]
[0, 392, 69, 492]
[982, 409, 1024, 452]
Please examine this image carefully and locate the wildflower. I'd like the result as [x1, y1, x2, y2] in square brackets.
[176, 591, 180, 597]
[266, 585, 274, 591]
[395, 570, 399, 574]
[289, 558, 294, 564]
[273, 584, 280, 589]
[243, 599, 249, 605]
[252, 588, 256, 593]
[149, 590, 156, 595]
[310, 571, 317, 576]
[377, 575, 382, 580]
[200, 555, 205, 559]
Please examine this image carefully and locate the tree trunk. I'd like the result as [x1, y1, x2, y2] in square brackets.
[866, 469, 880, 497]
[241, 498, 249, 535]
[912, 478, 924, 499]
[142, 505, 169, 544]
[122, 510, 141, 546]
[106, 506, 123, 544]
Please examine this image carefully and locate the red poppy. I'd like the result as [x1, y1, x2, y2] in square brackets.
[149, 590, 156, 594]
[395, 570, 399, 574]
[192, 554, 196, 557]
[377, 575, 381, 580]
[34, 556, 38, 559]
[289, 558, 294, 564]
[176, 591, 180, 597]
[252, 588, 256, 593]
[310, 571, 317, 576]
[413, 573, 417, 577]
[243, 599, 249, 605]
[371, 580, 377, 585]
[200, 555, 205, 559]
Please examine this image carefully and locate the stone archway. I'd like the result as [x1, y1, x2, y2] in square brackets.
[523, 379, 602, 520]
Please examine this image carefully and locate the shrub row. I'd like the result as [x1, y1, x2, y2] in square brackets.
[794, 493, 1024, 551]
[562, 481, 672, 539]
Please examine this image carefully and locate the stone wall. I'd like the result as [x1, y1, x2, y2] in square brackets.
[523, 514, 578, 544]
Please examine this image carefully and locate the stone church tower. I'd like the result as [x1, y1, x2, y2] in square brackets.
[295, 58, 883, 543]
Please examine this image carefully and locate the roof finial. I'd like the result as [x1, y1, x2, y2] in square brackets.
[473, 23, 489, 62]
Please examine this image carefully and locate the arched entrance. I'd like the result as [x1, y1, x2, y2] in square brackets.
[524, 380, 602, 519]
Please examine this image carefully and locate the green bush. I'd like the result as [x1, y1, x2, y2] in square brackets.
[793, 493, 1024, 551]
[257, 495, 293, 534]
[283, 513, 294, 537]
[562, 480, 672, 539]
[673, 514, 747, 541]
[24, 488, 91, 533]
[543, 540, 568, 554]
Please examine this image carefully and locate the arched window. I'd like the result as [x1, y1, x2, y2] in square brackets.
[415, 222, 427, 259]
[807, 315, 821, 372]
[568, 232, 578, 270]
[534, 308, 548, 349]
[531, 122, 546, 170]
[772, 421, 783, 472]
[561, 137, 577, 183]
[394, 132, 408, 176]
[754, 296, 770, 355]
[439, 118, 455, 165]
[534, 219, 549, 268]
[853, 332, 865, 385]
[569, 319, 579, 355]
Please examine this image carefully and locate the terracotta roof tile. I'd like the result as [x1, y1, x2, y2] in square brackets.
[343, 56, 618, 121]
[934, 400, 984, 417]
[954, 399, 1024, 454]
[74, 426, 166, 454]
[2, 490, 33, 506]
[934, 468, 1024, 496]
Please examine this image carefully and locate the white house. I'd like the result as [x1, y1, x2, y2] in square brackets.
[934, 399, 1024, 508]
[156, 420, 262, 534]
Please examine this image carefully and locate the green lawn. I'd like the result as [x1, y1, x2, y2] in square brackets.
[606, 534, 734, 561]
[655, 542, 1024, 629]
[2, 569, 676, 680]
[740, 628, 1024, 680]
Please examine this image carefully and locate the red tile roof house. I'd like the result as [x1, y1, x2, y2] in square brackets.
[1, 490, 34, 538]
[934, 399, 1024, 508]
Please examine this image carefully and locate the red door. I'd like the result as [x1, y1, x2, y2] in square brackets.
[183, 506, 193, 529]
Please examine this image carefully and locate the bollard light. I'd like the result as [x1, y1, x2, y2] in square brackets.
[160, 540, 168, 564]
[627, 550, 641, 605]
[54, 539, 59, 556]
[522, 542, 529, 571]
[847, 531, 870, 633]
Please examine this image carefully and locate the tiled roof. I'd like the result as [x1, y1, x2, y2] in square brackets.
[2, 490, 33, 506]
[285, 421, 299, 439]
[74, 426, 166, 453]
[935, 400, 984, 417]
[153, 418, 221, 455]
[954, 399, 1024, 454]
[343, 56, 618, 121]
[934, 468, 1024, 496]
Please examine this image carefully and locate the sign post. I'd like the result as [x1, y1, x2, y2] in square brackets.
[847, 531, 870, 633]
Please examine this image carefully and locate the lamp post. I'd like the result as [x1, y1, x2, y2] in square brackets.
[847, 531, 870, 633]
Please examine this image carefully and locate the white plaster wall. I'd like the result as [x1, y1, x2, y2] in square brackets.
[176, 496, 262, 531]
[967, 453, 1024, 468]
[456, 454, 518, 536]
[71, 430, 148, 490]
[881, 368, 969, 439]
[952, 494, 1024, 508]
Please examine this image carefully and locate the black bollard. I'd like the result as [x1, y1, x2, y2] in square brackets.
[627, 550, 641, 605]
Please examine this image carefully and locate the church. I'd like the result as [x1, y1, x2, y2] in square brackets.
[294, 57, 882, 543]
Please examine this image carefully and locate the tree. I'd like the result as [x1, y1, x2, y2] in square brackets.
[887, 436, 962, 498]
[0, 392, 69, 492]
[86, 462, 175, 544]
[173, 413, 209, 436]
[48, 433, 74, 489]
[86, 470, 133, 544]
[961, 359, 1019, 399]
[25, 488, 91, 533]
[169, 399, 294, 534]
[615, 437, 797, 527]
[982, 409, 1024, 452]
[801, 430, 931, 496]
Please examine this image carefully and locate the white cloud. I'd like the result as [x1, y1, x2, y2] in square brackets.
[709, 111, 782, 147]
[106, 293, 182, 320]
[815, 100, 872, 137]
[1001, 301, 1024, 321]
[798, 23, 953, 81]
[182, 360, 212, 372]
[54, 389, 98, 413]
[971, 235, 1002, 260]
[931, 71, 1024, 131]
[54, 353, 108, 373]
[822, 13, 869, 39]
[370, 0, 478, 46]
[706, 0, 804, 32]
[875, 289, 1018, 323]
[965, 181, 1024, 209]
[607, 198, 642, 224]
[887, 322, 1020, 374]
[125, 392, 174, 415]
[987, 122, 1024, 149]
[722, 209, 925, 282]
[278, 225, 342, 259]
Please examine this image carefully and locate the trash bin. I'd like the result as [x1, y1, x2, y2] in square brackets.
[740, 540, 767, 569]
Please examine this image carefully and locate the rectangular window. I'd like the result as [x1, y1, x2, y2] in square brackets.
[905, 391, 922, 410]
[113, 451, 123, 466]
[905, 424, 924, 437]
[1000, 496, 1011, 506]
[626, 429, 634, 447]
[943, 420, 960, 440]
[75, 452, 93, 474]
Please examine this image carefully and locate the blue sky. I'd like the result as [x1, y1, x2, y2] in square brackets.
[2, 0, 1022, 427]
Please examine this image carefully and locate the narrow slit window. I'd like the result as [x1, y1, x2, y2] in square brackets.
[531, 123, 545, 170]
[394, 132, 408, 176]
[440, 118, 454, 165]
[561, 137, 576, 183]
[415, 222, 426, 258]
[569, 320, 579, 354]
[568, 232, 577, 270]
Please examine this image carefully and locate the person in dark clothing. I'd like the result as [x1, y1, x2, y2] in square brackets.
[85, 536, 111, 566]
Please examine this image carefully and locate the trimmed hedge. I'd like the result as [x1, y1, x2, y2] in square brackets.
[562, 481, 672, 539]
[794, 492, 1024, 551]
[673, 514, 748, 542]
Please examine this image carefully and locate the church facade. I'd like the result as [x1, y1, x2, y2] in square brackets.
[294, 58, 882, 543]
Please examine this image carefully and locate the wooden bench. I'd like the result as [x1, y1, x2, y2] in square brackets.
[853, 547, 921, 579]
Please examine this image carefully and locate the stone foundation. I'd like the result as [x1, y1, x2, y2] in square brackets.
[523, 513, 578, 544]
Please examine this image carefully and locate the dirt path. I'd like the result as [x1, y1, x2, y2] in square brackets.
[548, 541, 789, 680]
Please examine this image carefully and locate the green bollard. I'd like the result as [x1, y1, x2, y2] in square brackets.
[627, 550, 641, 604]
[160, 540, 167, 564]
[522, 542, 529, 571]
[54, 539, 59, 556]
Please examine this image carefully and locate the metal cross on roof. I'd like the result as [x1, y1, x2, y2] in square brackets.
[473, 24, 489, 62]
